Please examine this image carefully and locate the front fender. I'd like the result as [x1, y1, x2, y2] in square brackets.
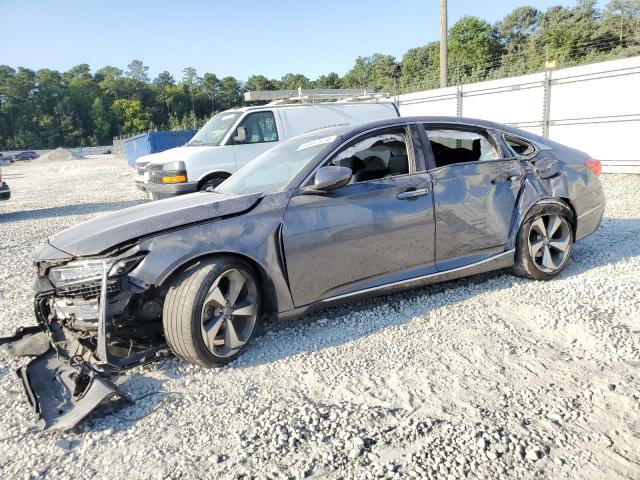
[128, 191, 295, 313]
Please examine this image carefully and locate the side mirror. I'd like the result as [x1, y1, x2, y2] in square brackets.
[233, 126, 247, 144]
[311, 166, 352, 192]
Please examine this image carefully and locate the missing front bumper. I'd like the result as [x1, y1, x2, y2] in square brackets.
[1, 270, 167, 430]
[0, 326, 132, 430]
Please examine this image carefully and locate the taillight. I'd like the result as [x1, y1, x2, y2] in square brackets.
[584, 159, 601, 176]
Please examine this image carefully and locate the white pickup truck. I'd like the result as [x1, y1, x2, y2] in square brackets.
[134, 102, 399, 200]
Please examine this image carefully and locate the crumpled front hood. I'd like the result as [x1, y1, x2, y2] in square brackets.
[46, 192, 262, 258]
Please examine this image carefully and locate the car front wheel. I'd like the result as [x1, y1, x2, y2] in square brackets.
[513, 208, 573, 280]
[163, 256, 261, 367]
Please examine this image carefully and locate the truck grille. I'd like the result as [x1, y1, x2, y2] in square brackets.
[136, 162, 149, 176]
[56, 281, 119, 300]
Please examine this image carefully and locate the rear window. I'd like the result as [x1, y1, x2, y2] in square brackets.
[504, 135, 536, 158]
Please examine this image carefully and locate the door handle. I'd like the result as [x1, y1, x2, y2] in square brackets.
[396, 188, 430, 200]
[491, 174, 520, 184]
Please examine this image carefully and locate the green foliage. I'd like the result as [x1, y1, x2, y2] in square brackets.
[314, 72, 342, 89]
[400, 42, 440, 89]
[449, 16, 504, 76]
[0, 0, 638, 149]
[111, 99, 152, 136]
[279, 73, 311, 89]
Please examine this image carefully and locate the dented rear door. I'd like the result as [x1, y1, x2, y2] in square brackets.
[423, 125, 525, 270]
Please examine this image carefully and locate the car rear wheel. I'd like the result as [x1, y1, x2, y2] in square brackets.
[513, 209, 573, 280]
[163, 256, 261, 367]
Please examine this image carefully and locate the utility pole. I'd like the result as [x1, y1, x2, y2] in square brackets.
[440, 0, 448, 88]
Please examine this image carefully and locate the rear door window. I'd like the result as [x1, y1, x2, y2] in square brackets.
[424, 127, 499, 168]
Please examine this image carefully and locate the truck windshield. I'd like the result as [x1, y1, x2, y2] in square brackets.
[215, 131, 342, 195]
[187, 111, 241, 146]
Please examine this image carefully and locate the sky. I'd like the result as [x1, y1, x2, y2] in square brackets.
[1, 0, 590, 82]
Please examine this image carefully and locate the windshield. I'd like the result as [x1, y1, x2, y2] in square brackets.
[216, 131, 342, 195]
[187, 111, 240, 146]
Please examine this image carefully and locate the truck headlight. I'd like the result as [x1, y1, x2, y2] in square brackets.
[160, 161, 187, 183]
[48, 254, 146, 287]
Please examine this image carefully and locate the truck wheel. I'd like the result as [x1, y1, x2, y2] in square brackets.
[199, 177, 225, 192]
[512, 207, 573, 281]
[163, 257, 261, 367]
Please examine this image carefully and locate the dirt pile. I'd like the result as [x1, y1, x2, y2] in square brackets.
[39, 147, 84, 161]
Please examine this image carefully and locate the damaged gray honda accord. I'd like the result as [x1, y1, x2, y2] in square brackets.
[1, 116, 605, 430]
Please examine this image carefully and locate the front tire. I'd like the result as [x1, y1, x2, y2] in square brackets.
[199, 177, 226, 192]
[513, 207, 573, 280]
[163, 257, 261, 367]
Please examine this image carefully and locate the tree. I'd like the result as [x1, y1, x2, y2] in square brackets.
[245, 74, 276, 91]
[540, 1, 604, 63]
[314, 72, 342, 89]
[400, 42, 440, 89]
[153, 71, 175, 88]
[369, 54, 400, 93]
[449, 16, 503, 76]
[497, 6, 541, 49]
[111, 98, 152, 136]
[202, 73, 222, 113]
[126, 59, 149, 83]
[604, 0, 640, 43]
[219, 76, 242, 109]
[279, 73, 311, 89]
[342, 56, 373, 88]
[90, 97, 112, 144]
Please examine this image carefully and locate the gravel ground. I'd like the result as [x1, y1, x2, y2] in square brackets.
[0, 156, 638, 480]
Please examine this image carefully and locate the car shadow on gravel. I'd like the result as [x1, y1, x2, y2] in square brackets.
[0, 200, 144, 223]
[239, 270, 527, 370]
[77, 375, 175, 434]
[564, 218, 640, 277]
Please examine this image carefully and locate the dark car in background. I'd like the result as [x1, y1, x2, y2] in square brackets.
[0, 167, 10, 200]
[14, 150, 39, 161]
[1, 116, 605, 430]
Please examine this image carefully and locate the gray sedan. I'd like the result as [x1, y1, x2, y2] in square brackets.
[2, 116, 605, 429]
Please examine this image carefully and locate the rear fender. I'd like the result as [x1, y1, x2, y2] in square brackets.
[508, 162, 574, 249]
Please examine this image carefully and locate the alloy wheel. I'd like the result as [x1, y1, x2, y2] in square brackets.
[200, 268, 258, 358]
[527, 214, 572, 273]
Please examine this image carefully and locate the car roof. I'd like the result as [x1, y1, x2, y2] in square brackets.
[230, 102, 396, 113]
[339, 115, 557, 148]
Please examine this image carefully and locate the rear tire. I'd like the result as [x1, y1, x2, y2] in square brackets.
[163, 256, 261, 367]
[512, 203, 574, 280]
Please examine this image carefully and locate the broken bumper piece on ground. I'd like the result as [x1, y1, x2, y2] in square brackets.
[0, 326, 133, 431]
[0, 264, 167, 431]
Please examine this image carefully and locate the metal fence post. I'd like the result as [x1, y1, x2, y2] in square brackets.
[542, 69, 552, 138]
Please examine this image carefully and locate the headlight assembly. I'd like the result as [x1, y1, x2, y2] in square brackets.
[108, 253, 146, 277]
[48, 260, 105, 287]
[48, 253, 147, 287]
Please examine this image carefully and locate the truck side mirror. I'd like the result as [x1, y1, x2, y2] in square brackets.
[233, 126, 247, 144]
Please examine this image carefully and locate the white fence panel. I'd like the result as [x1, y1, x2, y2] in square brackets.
[397, 55, 640, 170]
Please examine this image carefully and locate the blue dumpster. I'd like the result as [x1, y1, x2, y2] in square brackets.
[124, 130, 197, 167]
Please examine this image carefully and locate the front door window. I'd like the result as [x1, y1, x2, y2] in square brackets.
[236, 111, 279, 144]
